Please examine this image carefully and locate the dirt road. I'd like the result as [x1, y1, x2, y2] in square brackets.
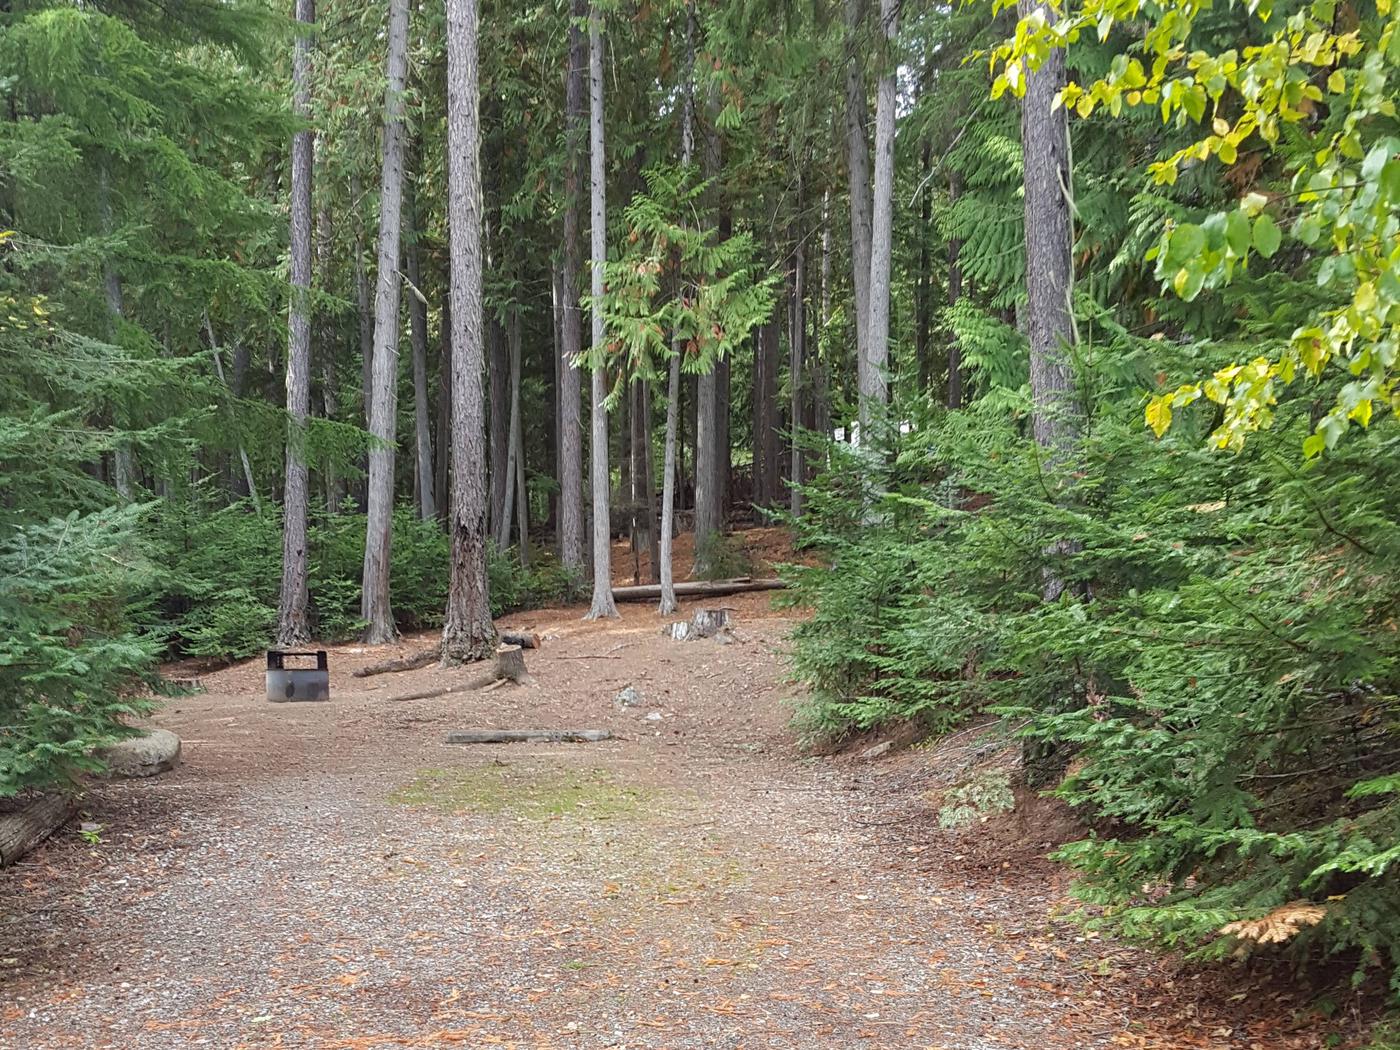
[0, 595, 1232, 1048]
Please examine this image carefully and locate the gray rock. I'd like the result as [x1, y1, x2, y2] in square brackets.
[100, 728, 181, 778]
[613, 685, 643, 708]
[859, 740, 892, 761]
[644, 711, 663, 722]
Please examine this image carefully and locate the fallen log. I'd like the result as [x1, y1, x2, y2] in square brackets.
[0, 794, 76, 867]
[353, 631, 541, 678]
[611, 577, 785, 603]
[445, 729, 612, 744]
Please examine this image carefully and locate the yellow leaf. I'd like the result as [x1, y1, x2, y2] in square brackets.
[1145, 396, 1173, 437]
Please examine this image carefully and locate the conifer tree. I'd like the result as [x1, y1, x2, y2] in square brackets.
[360, 0, 412, 643]
[441, 0, 495, 663]
[277, 0, 316, 646]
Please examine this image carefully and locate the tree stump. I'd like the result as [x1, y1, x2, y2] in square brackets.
[493, 643, 527, 683]
[663, 608, 731, 641]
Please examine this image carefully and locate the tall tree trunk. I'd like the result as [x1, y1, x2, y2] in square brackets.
[441, 0, 495, 663]
[584, 4, 618, 619]
[278, 0, 315, 645]
[550, 263, 563, 538]
[790, 191, 806, 518]
[360, 0, 412, 644]
[407, 192, 436, 521]
[514, 378, 529, 567]
[489, 315, 510, 537]
[1019, 0, 1079, 599]
[844, 0, 873, 374]
[353, 174, 374, 432]
[494, 311, 522, 551]
[436, 293, 452, 519]
[658, 4, 695, 613]
[947, 171, 965, 409]
[99, 167, 137, 500]
[558, 0, 588, 574]
[206, 316, 260, 513]
[863, 0, 898, 431]
[915, 139, 932, 393]
[815, 192, 833, 445]
[315, 191, 345, 512]
[641, 377, 659, 583]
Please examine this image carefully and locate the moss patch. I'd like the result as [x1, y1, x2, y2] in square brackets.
[389, 765, 648, 821]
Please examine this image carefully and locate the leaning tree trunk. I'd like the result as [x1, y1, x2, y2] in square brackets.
[845, 0, 874, 384]
[277, 0, 315, 645]
[407, 190, 436, 521]
[584, 4, 618, 620]
[558, 0, 588, 574]
[863, 0, 898, 434]
[360, 0, 412, 644]
[441, 0, 496, 664]
[488, 314, 509, 535]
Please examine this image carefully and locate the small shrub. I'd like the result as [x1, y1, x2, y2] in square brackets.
[937, 770, 1015, 830]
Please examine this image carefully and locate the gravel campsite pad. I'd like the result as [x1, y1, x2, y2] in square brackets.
[0, 592, 1343, 1049]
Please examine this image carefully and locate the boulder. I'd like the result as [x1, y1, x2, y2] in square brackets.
[100, 728, 182, 778]
[859, 740, 892, 762]
[614, 685, 643, 708]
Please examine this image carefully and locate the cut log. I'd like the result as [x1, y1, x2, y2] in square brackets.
[612, 577, 785, 603]
[493, 643, 527, 683]
[663, 607, 731, 641]
[445, 729, 612, 744]
[353, 632, 541, 678]
[0, 794, 76, 867]
[353, 646, 439, 678]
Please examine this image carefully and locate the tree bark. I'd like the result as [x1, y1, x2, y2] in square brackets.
[1019, 0, 1077, 457]
[640, 376, 659, 583]
[436, 293, 452, 518]
[863, 0, 898, 432]
[790, 194, 806, 518]
[407, 191, 436, 521]
[844, 0, 873, 378]
[584, 4, 618, 620]
[279, 0, 315, 649]
[488, 314, 509, 535]
[815, 191, 833, 445]
[1019, 0, 1080, 603]
[359, 0, 412, 643]
[0, 794, 75, 868]
[315, 193, 345, 512]
[558, 0, 588, 574]
[659, 5, 693, 613]
[353, 174, 374, 434]
[493, 314, 519, 551]
[441, 0, 496, 663]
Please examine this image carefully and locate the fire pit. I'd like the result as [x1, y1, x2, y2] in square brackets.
[265, 650, 330, 703]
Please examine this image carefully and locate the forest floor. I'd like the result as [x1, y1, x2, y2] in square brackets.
[0, 530, 1370, 1050]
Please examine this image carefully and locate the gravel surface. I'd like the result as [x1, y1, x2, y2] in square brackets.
[0, 595, 1211, 1049]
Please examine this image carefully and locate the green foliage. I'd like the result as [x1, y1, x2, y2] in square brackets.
[938, 770, 1016, 831]
[692, 530, 754, 582]
[789, 391, 1400, 992]
[0, 507, 160, 795]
